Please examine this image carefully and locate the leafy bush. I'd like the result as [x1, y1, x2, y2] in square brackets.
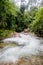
[0, 0, 18, 29]
[30, 7, 43, 36]
[0, 30, 13, 40]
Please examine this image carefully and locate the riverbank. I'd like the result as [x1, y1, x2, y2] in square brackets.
[0, 56, 43, 65]
[0, 42, 18, 48]
[0, 30, 14, 40]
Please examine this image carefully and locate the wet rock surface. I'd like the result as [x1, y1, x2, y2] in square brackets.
[0, 57, 43, 65]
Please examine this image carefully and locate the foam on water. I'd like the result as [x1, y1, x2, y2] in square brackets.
[0, 33, 43, 62]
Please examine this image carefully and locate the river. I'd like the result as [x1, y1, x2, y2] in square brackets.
[0, 32, 43, 63]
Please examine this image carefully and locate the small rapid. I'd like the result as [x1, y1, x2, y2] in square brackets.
[0, 33, 43, 62]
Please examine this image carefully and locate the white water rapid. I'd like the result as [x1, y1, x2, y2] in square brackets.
[0, 33, 43, 62]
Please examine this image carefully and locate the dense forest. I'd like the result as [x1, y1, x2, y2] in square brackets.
[0, 0, 43, 39]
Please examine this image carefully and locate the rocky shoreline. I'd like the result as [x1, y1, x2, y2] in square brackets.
[0, 56, 43, 65]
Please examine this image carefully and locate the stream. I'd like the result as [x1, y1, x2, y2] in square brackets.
[0, 32, 43, 63]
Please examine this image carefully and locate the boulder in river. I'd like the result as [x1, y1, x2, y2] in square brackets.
[24, 28, 30, 33]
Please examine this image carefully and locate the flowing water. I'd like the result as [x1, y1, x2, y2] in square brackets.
[0, 32, 43, 63]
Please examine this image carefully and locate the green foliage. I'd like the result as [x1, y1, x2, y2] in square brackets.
[0, 0, 43, 37]
[24, 7, 38, 28]
[0, 30, 13, 40]
[0, 0, 18, 29]
[14, 13, 25, 32]
[24, 12, 33, 27]
[14, 7, 28, 32]
[30, 7, 43, 35]
[0, 0, 38, 32]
